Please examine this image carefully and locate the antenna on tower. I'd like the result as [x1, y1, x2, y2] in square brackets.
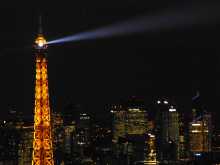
[35, 14, 47, 50]
[38, 15, 43, 34]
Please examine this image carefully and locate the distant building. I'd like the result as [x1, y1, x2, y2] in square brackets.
[91, 124, 112, 165]
[0, 121, 20, 165]
[126, 106, 148, 135]
[156, 99, 180, 161]
[60, 104, 93, 164]
[0, 110, 33, 165]
[111, 104, 127, 143]
[189, 110, 212, 155]
[18, 125, 33, 165]
[76, 112, 91, 147]
[111, 97, 149, 164]
[53, 112, 65, 165]
[179, 114, 187, 160]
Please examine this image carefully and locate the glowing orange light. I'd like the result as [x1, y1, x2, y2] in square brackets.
[35, 35, 47, 48]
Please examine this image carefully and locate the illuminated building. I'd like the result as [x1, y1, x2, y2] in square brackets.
[18, 125, 34, 165]
[126, 107, 148, 135]
[52, 112, 65, 165]
[213, 130, 220, 152]
[189, 121, 204, 153]
[189, 111, 212, 155]
[61, 104, 92, 163]
[0, 120, 20, 165]
[179, 114, 187, 160]
[91, 124, 112, 165]
[111, 97, 148, 164]
[76, 113, 91, 147]
[156, 99, 180, 161]
[32, 24, 54, 165]
[126, 104, 148, 164]
[110, 104, 128, 164]
[0, 110, 34, 165]
[53, 109, 79, 164]
[64, 124, 76, 155]
[145, 133, 157, 165]
[111, 104, 127, 143]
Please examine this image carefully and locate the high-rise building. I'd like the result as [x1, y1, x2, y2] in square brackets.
[189, 110, 212, 155]
[52, 112, 65, 165]
[111, 97, 148, 164]
[111, 103, 129, 164]
[156, 99, 180, 161]
[58, 104, 93, 164]
[91, 124, 112, 165]
[179, 114, 187, 160]
[76, 112, 91, 147]
[126, 107, 148, 136]
[145, 133, 157, 164]
[111, 104, 127, 143]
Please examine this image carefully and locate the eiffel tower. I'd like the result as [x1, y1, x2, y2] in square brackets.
[32, 18, 54, 165]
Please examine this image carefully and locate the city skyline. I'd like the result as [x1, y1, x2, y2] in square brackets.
[0, 1, 219, 118]
[0, 1, 220, 164]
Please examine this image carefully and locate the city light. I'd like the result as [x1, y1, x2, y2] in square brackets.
[128, 108, 142, 112]
[1, 1, 218, 165]
[169, 108, 176, 112]
[157, 100, 161, 104]
[148, 133, 155, 138]
[195, 153, 202, 157]
[192, 130, 201, 133]
[192, 123, 201, 126]
[164, 100, 168, 104]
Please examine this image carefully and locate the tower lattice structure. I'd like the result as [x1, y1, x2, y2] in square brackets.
[32, 34, 54, 165]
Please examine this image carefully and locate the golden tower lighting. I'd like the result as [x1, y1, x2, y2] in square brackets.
[32, 32, 54, 165]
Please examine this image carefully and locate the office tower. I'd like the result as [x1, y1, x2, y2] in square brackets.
[145, 133, 157, 164]
[156, 99, 180, 161]
[126, 98, 148, 164]
[111, 97, 148, 164]
[76, 112, 91, 147]
[111, 104, 127, 143]
[189, 110, 212, 155]
[110, 104, 128, 164]
[179, 114, 187, 160]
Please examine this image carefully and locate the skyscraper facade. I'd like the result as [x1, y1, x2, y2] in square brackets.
[156, 99, 180, 161]
[111, 97, 148, 164]
[189, 111, 212, 155]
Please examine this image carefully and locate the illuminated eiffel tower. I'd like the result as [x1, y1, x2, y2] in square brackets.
[32, 18, 54, 165]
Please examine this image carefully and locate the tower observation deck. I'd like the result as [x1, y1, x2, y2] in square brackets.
[32, 32, 54, 165]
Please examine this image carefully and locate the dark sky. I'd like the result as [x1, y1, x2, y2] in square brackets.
[0, 0, 219, 117]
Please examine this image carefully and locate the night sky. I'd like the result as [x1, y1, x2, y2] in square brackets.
[0, 0, 219, 118]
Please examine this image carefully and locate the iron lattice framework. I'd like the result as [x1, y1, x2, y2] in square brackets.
[32, 49, 54, 165]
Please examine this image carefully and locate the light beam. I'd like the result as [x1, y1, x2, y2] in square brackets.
[47, 2, 220, 45]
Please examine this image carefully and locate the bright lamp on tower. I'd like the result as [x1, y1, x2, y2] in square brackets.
[35, 34, 47, 49]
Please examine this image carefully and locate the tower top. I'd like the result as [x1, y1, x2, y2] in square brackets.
[34, 15, 47, 50]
